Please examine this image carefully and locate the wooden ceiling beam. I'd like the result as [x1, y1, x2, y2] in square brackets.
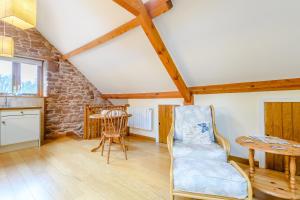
[113, 0, 192, 104]
[113, 0, 141, 16]
[101, 91, 181, 99]
[62, 18, 139, 60]
[147, 0, 173, 17]
[190, 78, 300, 94]
[101, 78, 300, 99]
[62, 0, 173, 60]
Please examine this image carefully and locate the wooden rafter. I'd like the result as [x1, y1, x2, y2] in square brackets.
[101, 78, 300, 99]
[113, 0, 141, 16]
[62, 0, 173, 60]
[101, 91, 181, 99]
[189, 78, 300, 94]
[113, 0, 192, 104]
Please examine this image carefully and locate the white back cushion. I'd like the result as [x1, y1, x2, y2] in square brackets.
[174, 106, 215, 144]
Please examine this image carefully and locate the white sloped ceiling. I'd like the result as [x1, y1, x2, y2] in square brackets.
[37, 0, 300, 93]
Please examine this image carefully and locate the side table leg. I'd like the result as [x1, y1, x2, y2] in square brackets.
[249, 149, 255, 181]
[285, 156, 290, 178]
[290, 156, 296, 191]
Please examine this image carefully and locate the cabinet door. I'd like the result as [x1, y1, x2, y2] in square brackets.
[265, 102, 300, 175]
[1, 115, 40, 145]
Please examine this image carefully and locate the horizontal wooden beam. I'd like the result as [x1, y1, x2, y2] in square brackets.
[101, 91, 181, 99]
[190, 78, 300, 94]
[62, 0, 173, 60]
[102, 78, 300, 99]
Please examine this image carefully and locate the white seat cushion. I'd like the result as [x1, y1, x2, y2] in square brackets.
[173, 141, 227, 162]
[173, 158, 248, 199]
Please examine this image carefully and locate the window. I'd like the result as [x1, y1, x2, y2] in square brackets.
[20, 63, 38, 94]
[0, 57, 43, 96]
[0, 60, 12, 94]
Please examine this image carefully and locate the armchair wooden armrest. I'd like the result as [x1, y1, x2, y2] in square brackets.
[210, 105, 231, 157]
[167, 121, 174, 154]
[215, 131, 231, 157]
[229, 160, 253, 200]
[167, 120, 175, 200]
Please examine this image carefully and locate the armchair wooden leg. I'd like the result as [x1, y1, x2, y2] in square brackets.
[107, 138, 112, 164]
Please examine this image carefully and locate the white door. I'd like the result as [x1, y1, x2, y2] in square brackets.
[1, 115, 40, 145]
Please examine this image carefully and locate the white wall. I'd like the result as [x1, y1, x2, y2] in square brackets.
[156, 0, 300, 86]
[195, 90, 300, 167]
[110, 99, 128, 105]
[128, 99, 183, 141]
[129, 90, 300, 167]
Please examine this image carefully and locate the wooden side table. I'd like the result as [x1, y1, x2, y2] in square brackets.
[236, 136, 300, 200]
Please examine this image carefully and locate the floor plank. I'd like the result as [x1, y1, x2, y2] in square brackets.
[0, 136, 286, 200]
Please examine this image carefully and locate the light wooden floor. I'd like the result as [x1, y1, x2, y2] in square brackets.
[0, 135, 284, 200]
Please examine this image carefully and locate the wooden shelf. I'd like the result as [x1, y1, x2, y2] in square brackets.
[243, 167, 300, 199]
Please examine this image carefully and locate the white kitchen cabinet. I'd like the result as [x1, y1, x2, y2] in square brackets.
[0, 109, 40, 146]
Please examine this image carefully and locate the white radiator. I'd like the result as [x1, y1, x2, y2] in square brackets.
[128, 107, 153, 131]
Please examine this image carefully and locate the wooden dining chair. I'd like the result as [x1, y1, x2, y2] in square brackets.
[101, 109, 128, 164]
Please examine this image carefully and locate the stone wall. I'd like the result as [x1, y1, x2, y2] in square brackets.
[0, 23, 110, 136]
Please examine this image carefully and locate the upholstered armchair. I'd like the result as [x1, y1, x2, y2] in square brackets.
[167, 105, 252, 200]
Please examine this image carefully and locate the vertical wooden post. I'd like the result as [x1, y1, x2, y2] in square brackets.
[290, 156, 296, 191]
[249, 149, 255, 181]
[83, 105, 89, 139]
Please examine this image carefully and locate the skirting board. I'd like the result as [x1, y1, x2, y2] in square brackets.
[129, 133, 156, 142]
[0, 140, 39, 154]
[229, 155, 259, 167]
[45, 132, 81, 141]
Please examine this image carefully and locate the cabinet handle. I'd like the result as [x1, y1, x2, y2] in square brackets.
[21, 111, 24, 115]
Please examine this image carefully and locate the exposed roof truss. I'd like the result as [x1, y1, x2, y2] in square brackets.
[113, 0, 193, 104]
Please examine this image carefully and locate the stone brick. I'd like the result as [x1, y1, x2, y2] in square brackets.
[2, 23, 111, 136]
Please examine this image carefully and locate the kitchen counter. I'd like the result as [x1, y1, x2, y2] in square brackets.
[0, 106, 42, 111]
